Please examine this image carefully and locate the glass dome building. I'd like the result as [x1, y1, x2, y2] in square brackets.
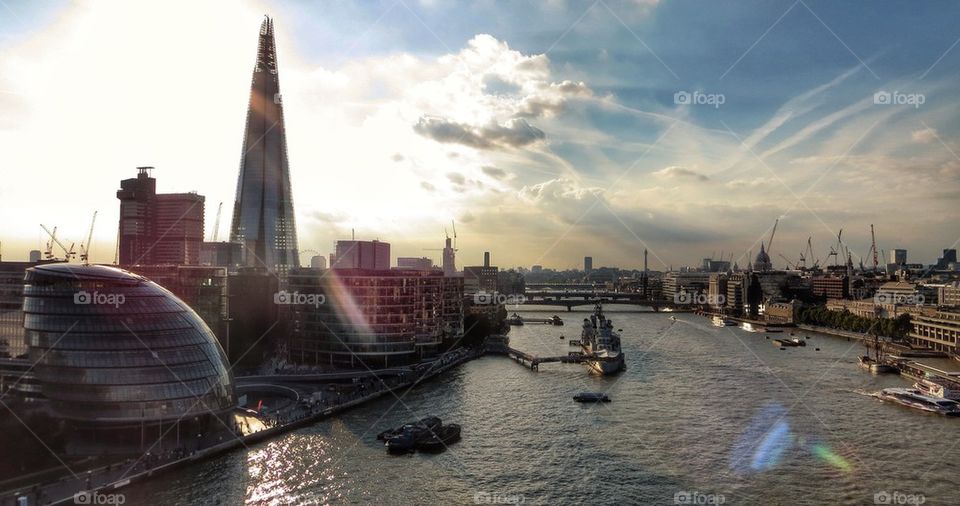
[22, 264, 236, 450]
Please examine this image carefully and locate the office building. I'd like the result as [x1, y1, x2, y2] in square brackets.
[200, 241, 243, 271]
[464, 265, 499, 294]
[22, 264, 235, 453]
[117, 167, 205, 266]
[936, 249, 958, 270]
[890, 249, 907, 265]
[285, 268, 463, 367]
[229, 17, 299, 277]
[811, 275, 849, 300]
[910, 310, 960, 354]
[662, 272, 710, 301]
[584, 256, 593, 273]
[332, 240, 390, 270]
[397, 257, 433, 270]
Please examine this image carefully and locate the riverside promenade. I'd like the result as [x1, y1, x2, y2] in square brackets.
[0, 346, 480, 506]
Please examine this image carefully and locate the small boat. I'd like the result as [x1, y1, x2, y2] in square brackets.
[792, 338, 806, 347]
[550, 315, 564, 326]
[877, 388, 960, 416]
[712, 316, 736, 327]
[418, 424, 462, 453]
[669, 316, 678, 321]
[573, 392, 611, 403]
[378, 416, 442, 441]
[385, 428, 417, 453]
[772, 339, 799, 347]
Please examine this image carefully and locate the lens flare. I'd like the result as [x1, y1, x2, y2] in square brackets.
[810, 443, 852, 472]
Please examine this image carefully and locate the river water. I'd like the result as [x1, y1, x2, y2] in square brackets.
[123, 309, 957, 505]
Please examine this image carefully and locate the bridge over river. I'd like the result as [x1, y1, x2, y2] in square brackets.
[519, 290, 678, 311]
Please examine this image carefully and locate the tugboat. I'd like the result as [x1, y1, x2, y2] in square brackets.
[580, 303, 625, 375]
[507, 313, 524, 326]
[550, 315, 564, 326]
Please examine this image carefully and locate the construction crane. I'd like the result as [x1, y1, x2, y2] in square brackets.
[778, 253, 796, 270]
[766, 218, 779, 254]
[79, 211, 97, 265]
[870, 224, 879, 272]
[451, 220, 458, 250]
[40, 224, 75, 262]
[211, 202, 223, 242]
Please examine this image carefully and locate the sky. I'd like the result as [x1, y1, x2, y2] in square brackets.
[0, 0, 958, 271]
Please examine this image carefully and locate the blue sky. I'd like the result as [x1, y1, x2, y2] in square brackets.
[0, 0, 958, 269]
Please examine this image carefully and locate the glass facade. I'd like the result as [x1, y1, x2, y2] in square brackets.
[229, 17, 299, 277]
[23, 264, 236, 423]
[286, 268, 463, 368]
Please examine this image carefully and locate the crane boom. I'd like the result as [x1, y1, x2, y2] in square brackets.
[41, 224, 75, 261]
[212, 202, 223, 242]
[767, 218, 779, 254]
[870, 224, 879, 271]
[80, 211, 97, 264]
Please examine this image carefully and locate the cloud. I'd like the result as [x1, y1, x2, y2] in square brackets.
[414, 116, 545, 149]
[420, 181, 436, 191]
[481, 166, 508, 179]
[391, 153, 404, 162]
[654, 166, 709, 181]
[912, 127, 938, 144]
[446, 172, 466, 185]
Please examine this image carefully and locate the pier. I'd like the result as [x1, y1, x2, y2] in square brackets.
[504, 347, 593, 371]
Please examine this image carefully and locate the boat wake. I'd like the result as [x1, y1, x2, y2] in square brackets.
[850, 388, 879, 398]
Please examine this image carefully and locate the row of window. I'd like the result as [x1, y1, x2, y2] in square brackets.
[48, 377, 228, 404]
[26, 328, 213, 351]
[36, 360, 220, 385]
[37, 344, 214, 368]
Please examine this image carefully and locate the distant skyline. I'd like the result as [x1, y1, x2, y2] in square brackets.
[1, 0, 959, 270]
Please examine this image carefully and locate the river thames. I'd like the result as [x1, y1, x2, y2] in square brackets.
[122, 309, 956, 505]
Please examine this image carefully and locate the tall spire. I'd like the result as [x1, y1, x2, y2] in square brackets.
[230, 16, 299, 278]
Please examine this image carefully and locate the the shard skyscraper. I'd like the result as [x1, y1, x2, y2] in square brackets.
[230, 16, 299, 277]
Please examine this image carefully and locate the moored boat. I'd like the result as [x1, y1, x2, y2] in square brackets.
[418, 424, 462, 453]
[877, 388, 960, 416]
[913, 377, 960, 400]
[580, 303, 625, 375]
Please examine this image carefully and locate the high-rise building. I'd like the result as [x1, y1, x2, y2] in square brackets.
[332, 240, 390, 270]
[463, 265, 498, 294]
[117, 167, 205, 266]
[937, 249, 958, 269]
[442, 237, 457, 276]
[584, 256, 593, 273]
[230, 17, 299, 278]
[890, 249, 907, 265]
